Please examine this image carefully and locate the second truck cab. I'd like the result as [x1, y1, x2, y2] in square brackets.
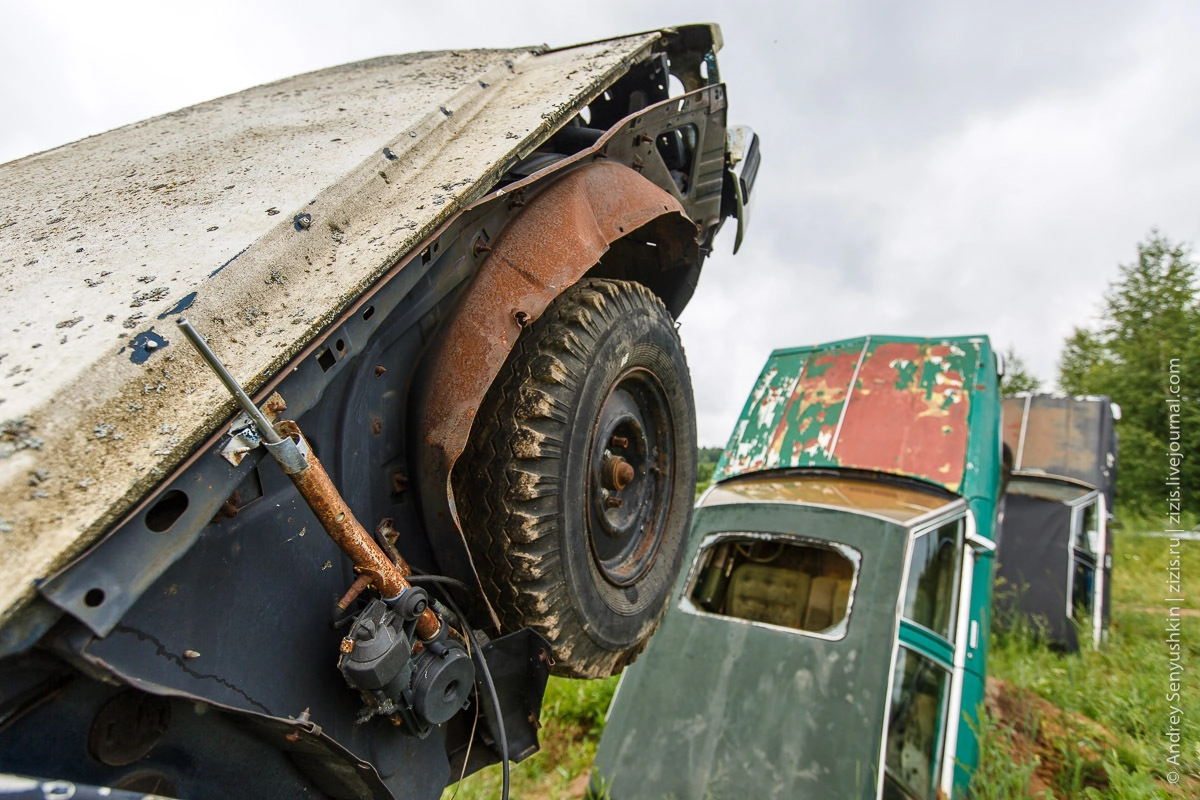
[596, 335, 1005, 799]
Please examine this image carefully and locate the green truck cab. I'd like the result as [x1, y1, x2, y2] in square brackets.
[595, 335, 1005, 799]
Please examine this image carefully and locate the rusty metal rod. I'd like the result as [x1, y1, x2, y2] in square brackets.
[179, 319, 439, 641]
[336, 575, 372, 611]
[274, 421, 441, 641]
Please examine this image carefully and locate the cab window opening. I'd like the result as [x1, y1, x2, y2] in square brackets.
[685, 534, 858, 638]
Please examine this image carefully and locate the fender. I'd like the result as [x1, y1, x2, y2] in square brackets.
[414, 160, 698, 623]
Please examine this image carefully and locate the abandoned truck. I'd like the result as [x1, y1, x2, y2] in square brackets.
[0, 24, 759, 799]
[995, 393, 1119, 651]
[595, 335, 1005, 800]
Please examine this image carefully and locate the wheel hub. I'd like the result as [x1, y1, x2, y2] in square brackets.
[587, 368, 674, 587]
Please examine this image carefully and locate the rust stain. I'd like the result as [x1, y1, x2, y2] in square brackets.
[702, 473, 952, 523]
[420, 160, 693, 469]
[1002, 394, 1108, 487]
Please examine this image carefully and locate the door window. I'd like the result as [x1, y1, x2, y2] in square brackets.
[1072, 560, 1096, 619]
[1069, 498, 1101, 621]
[1078, 500, 1101, 556]
[900, 518, 964, 642]
[882, 646, 952, 800]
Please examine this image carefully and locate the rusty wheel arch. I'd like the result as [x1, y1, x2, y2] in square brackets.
[413, 160, 700, 623]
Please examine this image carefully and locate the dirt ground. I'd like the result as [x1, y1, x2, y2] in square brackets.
[986, 678, 1196, 798]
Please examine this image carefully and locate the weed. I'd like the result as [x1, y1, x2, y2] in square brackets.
[967, 701, 1044, 799]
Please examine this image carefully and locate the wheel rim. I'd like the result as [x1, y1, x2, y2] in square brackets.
[587, 367, 674, 587]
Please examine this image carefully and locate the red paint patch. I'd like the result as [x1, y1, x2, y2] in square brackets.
[833, 342, 970, 491]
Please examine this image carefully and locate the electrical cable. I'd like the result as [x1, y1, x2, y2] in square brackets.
[421, 578, 509, 800]
[448, 686, 481, 800]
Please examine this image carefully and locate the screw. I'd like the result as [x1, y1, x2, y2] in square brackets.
[611, 436, 629, 448]
[605, 496, 623, 509]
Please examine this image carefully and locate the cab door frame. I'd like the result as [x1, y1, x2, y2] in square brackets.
[1063, 489, 1107, 649]
[877, 501, 989, 799]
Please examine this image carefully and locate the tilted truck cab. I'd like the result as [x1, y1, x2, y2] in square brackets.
[595, 335, 1004, 799]
[0, 24, 759, 799]
[995, 393, 1120, 651]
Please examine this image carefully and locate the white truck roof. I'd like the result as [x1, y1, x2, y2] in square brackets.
[0, 31, 665, 624]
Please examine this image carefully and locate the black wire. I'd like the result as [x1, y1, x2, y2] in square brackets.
[406, 573, 478, 616]
[424, 580, 510, 800]
[407, 574, 472, 591]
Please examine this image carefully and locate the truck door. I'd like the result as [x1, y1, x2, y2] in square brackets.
[1067, 493, 1106, 648]
[882, 509, 980, 800]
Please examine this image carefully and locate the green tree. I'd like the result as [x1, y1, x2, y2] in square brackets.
[1057, 231, 1200, 515]
[1058, 327, 1111, 397]
[999, 345, 1041, 395]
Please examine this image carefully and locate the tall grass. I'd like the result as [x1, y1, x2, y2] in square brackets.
[973, 520, 1199, 798]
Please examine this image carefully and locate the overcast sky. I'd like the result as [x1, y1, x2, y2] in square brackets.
[3, 1, 1198, 444]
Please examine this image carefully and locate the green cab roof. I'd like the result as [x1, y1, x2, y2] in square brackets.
[715, 335, 998, 498]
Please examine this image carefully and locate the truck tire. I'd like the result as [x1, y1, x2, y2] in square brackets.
[453, 278, 697, 678]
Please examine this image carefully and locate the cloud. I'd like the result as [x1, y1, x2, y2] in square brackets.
[3, 0, 1198, 446]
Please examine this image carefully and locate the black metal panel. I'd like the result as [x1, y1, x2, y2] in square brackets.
[443, 629, 552, 781]
[0, 660, 345, 799]
[995, 495, 1075, 648]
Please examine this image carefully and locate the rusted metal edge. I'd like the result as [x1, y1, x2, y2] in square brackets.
[413, 160, 694, 628]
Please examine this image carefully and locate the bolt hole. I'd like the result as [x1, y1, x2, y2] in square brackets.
[145, 489, 189, 533]
[335, 338, 346, 354]
[84, 588, 106, 607]
[444, 681, 459, 702]
[362, 305, 375, 321]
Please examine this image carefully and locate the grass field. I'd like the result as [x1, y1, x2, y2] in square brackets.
[974, 519, 1199, 798]
[445, 513, 1199, 799]
[441, 675, 618, 799]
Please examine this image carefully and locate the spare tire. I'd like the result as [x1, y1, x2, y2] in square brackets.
[453, 278, 697, 678]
